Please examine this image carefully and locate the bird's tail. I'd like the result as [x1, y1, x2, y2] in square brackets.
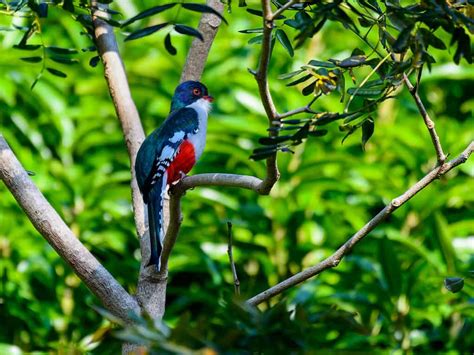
[147, 176, 167, 272]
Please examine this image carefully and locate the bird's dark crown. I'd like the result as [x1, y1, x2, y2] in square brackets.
[170, 81, 210, 112]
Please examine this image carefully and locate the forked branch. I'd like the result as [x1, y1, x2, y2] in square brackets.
[0, 136, 140, 321]
[247, 141, 473, 306]
[403, 73, 447, 164]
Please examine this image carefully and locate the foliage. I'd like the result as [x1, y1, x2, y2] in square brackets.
[0, 0, 473, 353]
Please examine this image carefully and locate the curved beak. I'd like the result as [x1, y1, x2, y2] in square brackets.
[203, 95, 214, 102]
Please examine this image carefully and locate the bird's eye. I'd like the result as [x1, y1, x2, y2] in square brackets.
[193, 88, 201, 96]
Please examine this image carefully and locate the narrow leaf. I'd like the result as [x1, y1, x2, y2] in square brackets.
[392, 26, 413, 53]
[20, 56, 42, 63]
[308, 129, 328, 137]
[164, 33, 177, 55]
[361, 118, 374, 151]
[122, 3, 176, 27]
[124, 23, 169, 41]
[275, 29, 294, 57]
[444, 277, 464, 293]
[248, 35, 263, 45]
[258, 135, 292, 145]
[13, 44, 41, 50]
[46, 67, 67, 78]
[174, 24, 203, 41]
[238, 28, 263, 34]
[181, 3, 228, 24]
[278, 69, 304, 80]
[89, 56, 100, 67]
[50, 56, 79, 65]
[286, 74, 312, 86]
[46, 46, 78, 55]
[302, 81, 316, 96]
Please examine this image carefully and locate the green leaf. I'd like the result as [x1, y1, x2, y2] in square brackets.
[13, 44, 41, 50]
[275, 29, 294, 57]
[46, 46, 78, 55]
[89, 56, 100, 67]
[20, 56, 42, 63]
[122, 3, 176, 27]
[181, 3, 228, 24]
[238, 28, 263, 34]
[248, 35, 263, 45]
[174, 24, 203, 41]
[124, 23, 169, 41]
[50, 56, 79, 65]
[361, 118, 374, 151]
[63, 0, 74, 12]
[46, 67, 67, 78]
[164, 33, 177, 55]
[392, 26, 413, 53]
[258, 135, 292, 145]
[336, 55, 367, 68]
[347, 87, 383, 97]
[286, 74, 312, 86]
[278, 69, 304, 80]
[444, 277, 464, 293]
[308, 129, 328, 137]
[302, 81, 316, 96]
[308, 59, 336, 68]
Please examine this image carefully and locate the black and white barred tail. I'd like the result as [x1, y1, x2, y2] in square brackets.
[146, 176, 167, 272]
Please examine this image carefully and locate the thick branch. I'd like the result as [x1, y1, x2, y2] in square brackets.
[247, 141, 473, 306]
[403, 73, 446, 164]
[254, 0, 280, 194]
[0, 136, 140, 320]
[91, 4, 166, 336]
[91, 4, 146, 236]
[180, 0, 224, 83]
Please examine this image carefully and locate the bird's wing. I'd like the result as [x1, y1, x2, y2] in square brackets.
[135, 107, 199, 201]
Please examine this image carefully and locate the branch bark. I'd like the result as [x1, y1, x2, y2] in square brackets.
[0, 136, 140, 321]
[91, 5, 167, 343]
[246, 141, 473, 306]
[180, 0, 224, 83]
[403, 73, 447, 164]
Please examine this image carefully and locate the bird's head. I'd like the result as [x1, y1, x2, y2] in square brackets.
[170, 81, 213, 112]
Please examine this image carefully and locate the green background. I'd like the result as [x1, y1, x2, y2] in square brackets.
[0, 1, 473, 353]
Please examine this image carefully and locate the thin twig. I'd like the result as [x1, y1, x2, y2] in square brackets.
[277, 95, 319, 119]
[271, 0, 298, 21]
[246, 141, 473, 306]
[403, 73, 446, 165]
[0, 136, 141, 321]
[227, 222, 240, 295]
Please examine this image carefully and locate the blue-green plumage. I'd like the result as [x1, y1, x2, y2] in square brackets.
[135, 81, 212, 271]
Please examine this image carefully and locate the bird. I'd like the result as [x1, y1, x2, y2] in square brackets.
[135, 81, 213, 272]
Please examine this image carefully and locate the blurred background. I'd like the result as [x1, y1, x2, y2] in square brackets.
[0, 0, 473, 353]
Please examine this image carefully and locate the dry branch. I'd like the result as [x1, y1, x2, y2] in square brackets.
[403, 73, 447, 164]
[0, 136, 140, 321]
[180, 0, 224, 83]
[246, 141, 473, 306]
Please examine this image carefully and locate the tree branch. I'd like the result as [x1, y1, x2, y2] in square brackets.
[180, 0, 224, 83]
[403, 73, 447, 164]
[227, 222, 240, 295]
[246, 141, 473, 306]
[91, 3, 146, 236]
[91, 4, 167, 336]
[0, 136, 140, 321]
[271, 0, 298, 21]
[253, 0, 280, 194]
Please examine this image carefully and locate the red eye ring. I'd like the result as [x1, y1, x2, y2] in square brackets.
[193, 88, 201, 96]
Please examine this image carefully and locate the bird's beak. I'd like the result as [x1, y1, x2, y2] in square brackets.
[203, 95, 214, 102]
